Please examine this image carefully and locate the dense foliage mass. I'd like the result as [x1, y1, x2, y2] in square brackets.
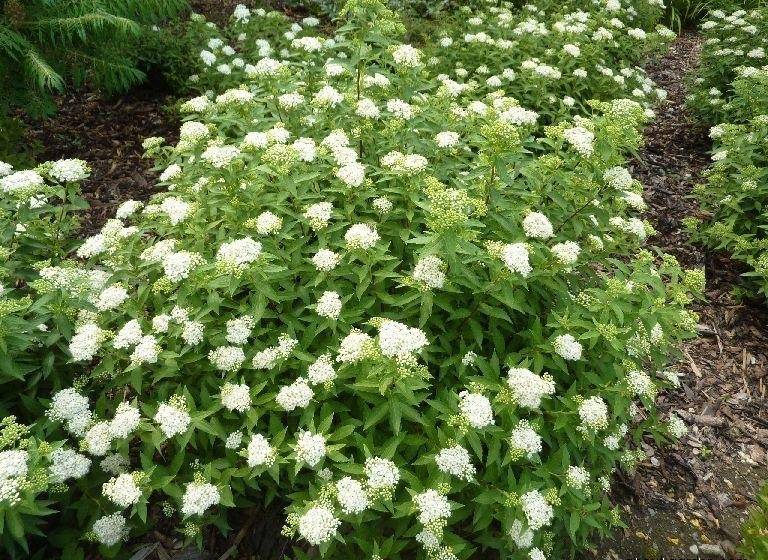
[686, 8, 768, 300]
[0, 1, 704, 559]
[0, 0, 187, 116]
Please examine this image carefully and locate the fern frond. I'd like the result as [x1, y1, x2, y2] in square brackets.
[23, 11, 141, 45]
[0, 24, 30, 60]
[24, 48, 64, 91]
[68, 48, 145, 92]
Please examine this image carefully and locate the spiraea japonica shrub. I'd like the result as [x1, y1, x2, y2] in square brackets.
[0, 1, 703, 559]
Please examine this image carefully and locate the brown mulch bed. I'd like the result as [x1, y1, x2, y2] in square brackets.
[22, 86, 180, 235]
[592, 32, 768, 560]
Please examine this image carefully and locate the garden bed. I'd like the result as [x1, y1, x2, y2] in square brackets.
[4, 2, 768, 559]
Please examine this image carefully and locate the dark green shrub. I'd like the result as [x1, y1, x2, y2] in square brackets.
[0, 0, 188, 117]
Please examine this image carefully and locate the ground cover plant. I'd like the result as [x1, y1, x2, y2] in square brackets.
[0, 1, 707, 559]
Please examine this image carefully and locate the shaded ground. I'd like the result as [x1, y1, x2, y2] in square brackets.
[22, 86, 180, 234]
[591, 32, 768, 559]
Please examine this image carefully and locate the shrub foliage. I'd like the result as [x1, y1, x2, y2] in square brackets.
[0, 1, 704, 559]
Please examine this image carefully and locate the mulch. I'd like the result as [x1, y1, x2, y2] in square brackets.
[592, 32, 768, 560]
[22, 86, 180, 235]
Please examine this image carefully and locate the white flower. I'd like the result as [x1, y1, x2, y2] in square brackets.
[305, 202, 333, 230]
[522, 212, 554, 239]
[565, 465, 590, 489]
[109, 402, 141, 439]
[92, 513, 128, 546]
[202, 145, 240, 168]
[293, 137, 316, 162]
[563, 126, 595, 156]
[507, 368, 555, 409]
[336, 162, 366, 187]
[386, 99, 415, 119]
[459, 391, 494, 428]
[364, 457, 400, 488]
[221, 382, 251, 412]
[216, 237, 262, 268]
[159, 164, 182, 182]
[316, 291, 342, 319]
[69, 323, 105, 362]
[579, 396, 609, 431]
[345, 223, 379, 250]
[255, 211, 282, 235]
[84, 421, 113, 456]
[501, 243, 532, 277]
[509, 519, 533, 549]
[356, 98, 380, 118]
[226, 315, 254, 345]
[413, 256, 446, 289]
[378, 320, 428, 358]
[521, 490, 553, 530]
[247, 434, 275, 467]
[163, 251, 202, 282]
[295, 430, 326, 467]
[336, 477, 368, 514]
[181, 482, 220, 516]
[154, 402, 191, 438]
[435, 445, 475, 480]
[49, 159, 89, 182]
[94, 284, 128, 311]
[225, 431, 243, 449]
[626, 369, 656, 398]
[48, 388, 93, 436]
[337, 329, 373, 363]
[435, 131, 460, 148]
[49, 448, 91, 482]
[0, 450, 28, 479]
[391, 44, 422, 67]
[209, 346, 246, 372]
[113, 320, 142, 349]
[553, 334, 582, 360]
[307, 354, 336, 385]
[551, 241, 581, 265]
[509, 421, 542, 458]
[313, 85, 344, 107]
[130, 335, 161, 365]
[373, 197, 393, 213]
[298, 506, 340, 545]
[312, 249, 340, 271]
[413, 489, 451, 524]
[103, 473, 141, 508]
[181, 320, 204, 346]
[667, 414, 688, 438]
[276, 378, 313, 411]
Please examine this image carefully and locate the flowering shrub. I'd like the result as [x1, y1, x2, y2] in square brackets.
[0, 1, 705, 559]
[687, 110, 768, 300]
[186, 0, 675, 124]
[686, 8, 768, 124]
[686, 8, 768, 300]
[0, 160, 92, 411]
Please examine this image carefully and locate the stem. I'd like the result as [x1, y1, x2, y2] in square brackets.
[553, 184, 608, 235]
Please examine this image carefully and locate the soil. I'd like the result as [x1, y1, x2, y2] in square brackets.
[588, 32, 768, 560]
